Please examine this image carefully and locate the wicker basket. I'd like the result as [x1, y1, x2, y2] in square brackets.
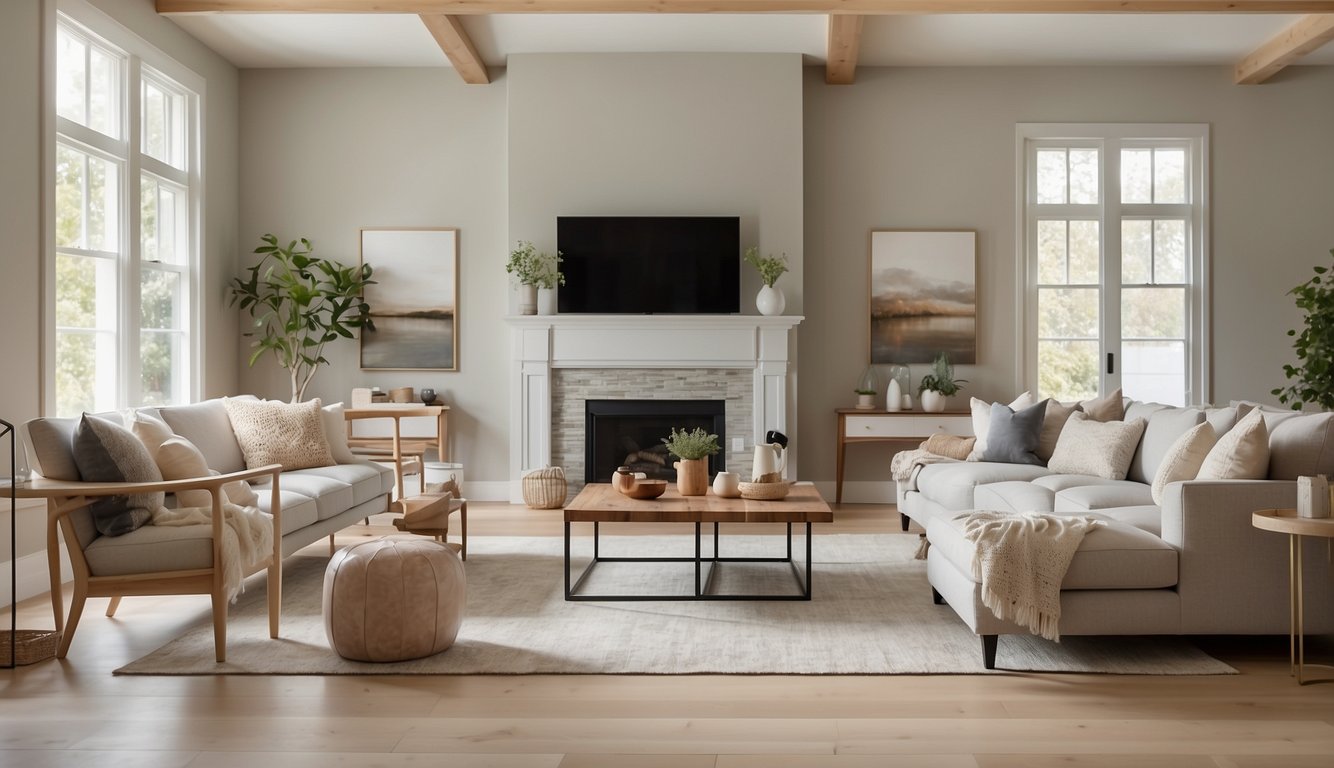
[0, 630, 61, 666]
[522, 466, 567, 509]
[737, 480, 792, 501]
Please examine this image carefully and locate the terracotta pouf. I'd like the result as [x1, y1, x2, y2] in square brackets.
[322, 538, 466, 662]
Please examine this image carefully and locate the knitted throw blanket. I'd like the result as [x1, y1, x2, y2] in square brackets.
[958, 511, 1104, 641]
[151, 503, 274, 603]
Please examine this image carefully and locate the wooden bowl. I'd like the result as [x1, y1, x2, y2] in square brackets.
[621, 479, 668, 500]
[738, 481, 791, 501]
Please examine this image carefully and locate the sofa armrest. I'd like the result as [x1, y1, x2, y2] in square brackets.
[1162, 479, 1333, 634]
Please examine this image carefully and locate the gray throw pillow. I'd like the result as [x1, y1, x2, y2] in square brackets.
[72, 413, 164, 537]
[980, 399, 1049, 466]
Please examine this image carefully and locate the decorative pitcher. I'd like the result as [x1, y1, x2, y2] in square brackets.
[751, 442, 786, 481]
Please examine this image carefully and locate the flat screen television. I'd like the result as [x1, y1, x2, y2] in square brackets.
[556, 216, 740, 314]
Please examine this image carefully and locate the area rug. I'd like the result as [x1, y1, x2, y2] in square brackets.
[116, 533, 1235, 676]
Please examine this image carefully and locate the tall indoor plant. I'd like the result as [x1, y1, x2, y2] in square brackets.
[228, 233, 376, 402]
[1273, 248, 1334, 410]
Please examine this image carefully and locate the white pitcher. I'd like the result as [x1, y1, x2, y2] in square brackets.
[751, 442, 786, 481]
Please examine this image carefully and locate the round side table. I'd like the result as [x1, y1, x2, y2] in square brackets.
[1252, 508, 1334, 685]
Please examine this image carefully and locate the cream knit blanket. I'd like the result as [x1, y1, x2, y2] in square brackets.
[151, 503, 274, 603]
[958, 510, 1104, 641]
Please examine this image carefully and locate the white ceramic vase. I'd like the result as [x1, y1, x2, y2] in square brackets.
[537, 287, 557, 315]
[920, 390, 947, 413]
[756, 284, 785, 316]
[518, 284, 537, 316]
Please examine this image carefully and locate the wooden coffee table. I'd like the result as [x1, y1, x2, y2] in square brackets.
[563, 482, 833, 602]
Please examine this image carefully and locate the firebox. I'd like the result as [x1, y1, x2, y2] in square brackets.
[584, 399, 726, 485]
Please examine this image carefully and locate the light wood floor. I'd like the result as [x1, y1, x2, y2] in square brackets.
[3, 501, 1333, 767]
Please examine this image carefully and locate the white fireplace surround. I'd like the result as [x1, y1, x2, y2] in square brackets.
[506, 315, 803, 502]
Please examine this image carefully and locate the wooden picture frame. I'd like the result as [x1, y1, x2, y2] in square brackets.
[359, 227, 460, 371]
[868, 230, 977, 365]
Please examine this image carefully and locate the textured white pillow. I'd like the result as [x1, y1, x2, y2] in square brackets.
[157, 436, 222, 509]
[127, 410, 175, 462]
[320, 401, 359, 464]
[1037, 399, 1082, 463]
[969, 392, 1033, 460]
[1150, 422, 1218, 504]
[1046, 412, 1147, 480]
[1197, 409, 1269, 480]
[224, 397, 334, 471]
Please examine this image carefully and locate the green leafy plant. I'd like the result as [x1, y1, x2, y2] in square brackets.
[228, 233, 375, 402]
[743, 246, 789, 288]
[1273, 248, 1334, 410]
[661, 427, 721, 461]
[506, 241, 565, 289]
[855, 388, 877, 396]
[917, 352, 967, 397]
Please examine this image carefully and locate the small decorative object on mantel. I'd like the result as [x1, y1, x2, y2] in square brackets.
[1298, 475, 1331, 519]
[744, 246, 789, 316]
[855, 366, 879, 410]
[917, 351, 967, 413]
[507, 240, 564, 316]
[662, 427, 720, 497]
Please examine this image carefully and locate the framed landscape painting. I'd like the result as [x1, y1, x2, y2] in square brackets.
[359, 227, 459, 371]
[868, 230, 977, 365]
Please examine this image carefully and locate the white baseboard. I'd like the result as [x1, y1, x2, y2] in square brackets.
[458, 481, 512, 502]
[0, 545, 73, 609]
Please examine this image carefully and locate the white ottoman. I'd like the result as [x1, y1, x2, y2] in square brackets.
[322, 538, 466, 662]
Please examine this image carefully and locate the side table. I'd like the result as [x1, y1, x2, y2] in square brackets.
[1252, 508, 1334, 685]
[834, 408, 972, 515]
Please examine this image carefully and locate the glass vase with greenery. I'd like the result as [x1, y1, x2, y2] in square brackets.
[1273, 248, 1334, 410]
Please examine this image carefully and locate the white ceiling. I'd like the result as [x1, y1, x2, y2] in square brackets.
[168, 13, 1334, 71]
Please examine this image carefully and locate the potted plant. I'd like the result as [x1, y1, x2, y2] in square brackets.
[661, 426, 720, 496]
[855, 365, 879, 410]
[743, 246, 789, 316]
[507, 241, 564, 315]
[228, 233, 375, 402]
[917, 352, 967, 413]
[1273, 248, 1334, 410]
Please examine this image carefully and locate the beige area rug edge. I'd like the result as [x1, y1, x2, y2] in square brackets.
[116, 534, 1237, 677]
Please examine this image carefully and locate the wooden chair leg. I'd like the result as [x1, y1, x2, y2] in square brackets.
[212, 590, 228, 663]
[105, 595, 123, 617]
[329, 534, 336, 556]
[56, 585, 89, 659]
[460, 500, 468, 561]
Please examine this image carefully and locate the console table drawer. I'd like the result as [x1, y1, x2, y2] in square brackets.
[844, 414, 972, 439]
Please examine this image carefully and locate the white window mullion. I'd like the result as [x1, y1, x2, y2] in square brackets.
[1102, 139, 1123, 396]
[121, 54, 143, 406]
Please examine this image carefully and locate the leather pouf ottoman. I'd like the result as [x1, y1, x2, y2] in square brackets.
[322, 538, 466, 662]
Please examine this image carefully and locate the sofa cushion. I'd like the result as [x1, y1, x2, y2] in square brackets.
[1127, 406, 1207, 484]
[1198, 408, 1269, 480]
[84, 522, 216, 576]
[1092, 504, 1164, 537]
[295, 461, 394, 507]
[224, 397, 334, 471]
[158, 400, 247, 474]
[156, 437, 224, 509]
[273, 470, 356, 521]
[1046, 412, 1147, 481]
[927, 512, 1178, 590]
[980, 399, 1047, 465]
[968, 392, 1034, 460]
[1263, 411, 1334, 480]
[973, 481, 1056, 514]
[1054, 483, 1155, 512]
[915, 461, 1051, 512]
[251, 488, 319, 536]
[128, 410, 175, 462]
[1033, 474, 1140, 493]
[1204, 405, 1243, 435]
[1151, 421, 1217, 505]
[72, 414, 163, 537]
[1081, 388, 1125, 422]
[1036, 399, 1081, 463]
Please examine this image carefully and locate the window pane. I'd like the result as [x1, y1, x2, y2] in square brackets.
[55, 145, 85, 249]
[1038, 287, 1099, 338]
[143, 80, 166, 163]
[1123, 340, 1186, 406]
[1154, 149, 1186, 204]
[1122, 287, 1185, 339]
[1121, 148, 1151, 204]
[1037, 220, 1066, 284]
[1154, 219, 1186, 283]
[1122, 219, 1152, 284]
[1039, 340, 1099, 402]
[89, 47, 119, 138]
[86, 153, 119, 253]
[140, 330, 180, 406]
[1068, 220, 1100, 284]
[56, 332, 97, 416]
[1069, 149, 1099, 205]
[56, 28, 87, 125]
[1037, 149, 1067, 204]
[141, 268, 180, 330]
[56, 253, 102, 329]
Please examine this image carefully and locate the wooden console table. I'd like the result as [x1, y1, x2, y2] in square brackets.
[834, 408, 972, 504]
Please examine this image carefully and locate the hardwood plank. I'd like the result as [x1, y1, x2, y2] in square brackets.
[558, 755, 717, 768]
[419, 14, 490, 84]
[71, 718, 412, 753]
[1213, 757, 1334, 767]
[975, 756, 1218, 767]
[826, 15, 864, 85]
[719, 756, 979, 767]
[393, 718, 838, 754]
[1235, 14, 1334, 84]
[0, 752, 198, 768]
[187, 753, 563, 768]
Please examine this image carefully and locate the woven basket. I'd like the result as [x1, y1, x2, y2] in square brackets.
[0, 630, 61, 666]
[738, 480, 792, 501]
[522, 466, 567, 509]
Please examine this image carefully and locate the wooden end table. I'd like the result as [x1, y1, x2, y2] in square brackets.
[563, 482, 833, 602]
[1252, 508, 1334, 685]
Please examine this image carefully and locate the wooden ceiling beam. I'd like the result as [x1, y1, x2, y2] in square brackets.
[1235, 14, 1334, 83]
[156, 1, 1334, 15]
[826, 14, 863, 84]
[420, 14, 490, 83]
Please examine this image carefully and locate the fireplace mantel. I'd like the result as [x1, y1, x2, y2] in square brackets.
[506, 314, 803, 501]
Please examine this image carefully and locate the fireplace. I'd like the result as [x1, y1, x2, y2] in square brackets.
[585, 399, 726, 484]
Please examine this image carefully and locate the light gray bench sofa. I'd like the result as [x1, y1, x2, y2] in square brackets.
[900, 400, 1334, 668]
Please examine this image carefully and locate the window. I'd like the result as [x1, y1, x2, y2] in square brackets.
[51, 6, 200, 416]
[1018, 125, 1208, 407]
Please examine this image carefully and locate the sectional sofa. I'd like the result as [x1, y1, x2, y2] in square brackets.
[899, 399, 1334, 668]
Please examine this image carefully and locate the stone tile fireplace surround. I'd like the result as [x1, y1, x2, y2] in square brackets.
[506, 315, 803, 502]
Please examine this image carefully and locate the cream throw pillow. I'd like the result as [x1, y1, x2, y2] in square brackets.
[1080, 388, 1125, 422]
[157, 436, 223, 508]
[1150, 422, 1218, 505]
[320, 401, 359, 464]
[1197, 408, 1269, 480]
[223, 397, 334, 471]
[1046, 411, 1147, 480]
[128, 410, 175, 462]
[1037, 399, 1082, 463]
[968, 392, 1033, 460]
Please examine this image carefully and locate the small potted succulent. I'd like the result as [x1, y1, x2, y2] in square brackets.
[855, 366, 879, 410]
[917, 352, 967, 413]
[743, 246, 789, 316]
[662, 426, 720, 496]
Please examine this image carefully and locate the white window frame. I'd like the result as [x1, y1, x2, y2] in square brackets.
[1014, 123, 1210, 405]
[44, 0, 204, 415]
